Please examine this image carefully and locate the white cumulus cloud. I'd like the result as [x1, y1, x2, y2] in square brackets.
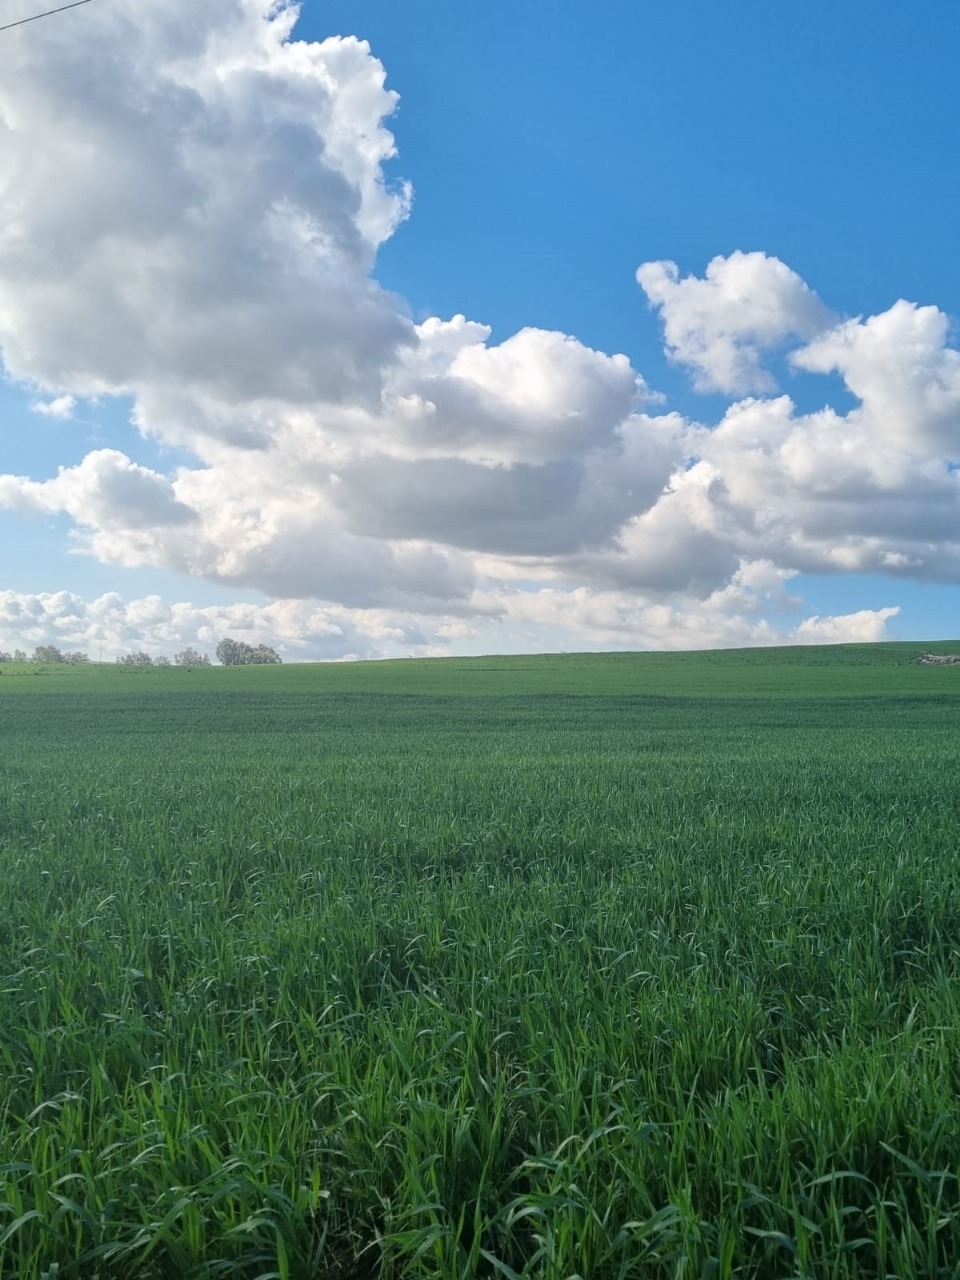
[0, 0, 412, 410]
[0, 1, 954, 653]
[0, 589, 464, 662]
[0, 586, 902, 662]
[636, 251, 832, 394]
[30, 394, 76, 419]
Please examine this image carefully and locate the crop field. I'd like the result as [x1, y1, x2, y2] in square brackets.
[2, 641, 960, 1279]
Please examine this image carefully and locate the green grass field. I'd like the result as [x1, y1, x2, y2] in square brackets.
[2, 642, 960, 1278]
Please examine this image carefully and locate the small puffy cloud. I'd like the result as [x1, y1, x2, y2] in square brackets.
[706, 559, 802, 614]
[792, 300, 960, 455]
[636, 251, 832, 394]
[30, 394, 76, 419]
[794, 608, 902, 644]
[0, 449, 196, 538]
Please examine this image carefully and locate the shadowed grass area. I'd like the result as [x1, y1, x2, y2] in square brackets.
[2, 644, 960, 1276]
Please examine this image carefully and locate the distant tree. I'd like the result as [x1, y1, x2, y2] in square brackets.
[215, 637, 253, 665]
[117, 650, 154, 667]
[154, 654, 171, 667]
[174, 647, 211, 667]
[63, 651, 89, 665]
[216, 637, 281, 665]
[13, 649, 26, 663]
[32, 644, 65, 664]
[248, 644, 281, 665]
[0, 651, 10, 663]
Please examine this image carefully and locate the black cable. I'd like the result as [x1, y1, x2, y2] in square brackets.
[0, 0, 92, 34]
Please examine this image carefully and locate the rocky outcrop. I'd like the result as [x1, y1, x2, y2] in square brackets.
[918, 653, 960, 665]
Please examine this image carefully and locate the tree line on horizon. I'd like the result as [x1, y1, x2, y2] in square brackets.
[0, 638, 281, 667]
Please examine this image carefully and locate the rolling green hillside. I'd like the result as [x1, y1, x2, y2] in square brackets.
[2, 643, 960, 1278]
[2, 636, 960, 697]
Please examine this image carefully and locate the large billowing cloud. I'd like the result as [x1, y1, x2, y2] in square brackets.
[0, 0, 953, 657]
[0, 0, 412, 407]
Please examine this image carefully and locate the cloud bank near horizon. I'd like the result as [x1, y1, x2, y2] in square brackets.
[0, 586, 900, 663]
[1, 0, 955, 658]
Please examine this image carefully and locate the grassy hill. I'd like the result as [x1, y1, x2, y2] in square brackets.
[2, 642, 960, 1277]
[3, 636, 960, 697]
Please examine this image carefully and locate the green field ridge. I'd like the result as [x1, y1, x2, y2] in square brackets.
[3, 637, 960, 698]
[2, 642, 960, 1277]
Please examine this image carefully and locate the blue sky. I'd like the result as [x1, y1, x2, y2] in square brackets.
[312, 0, 960, 345]
[0, 0, 958, 659]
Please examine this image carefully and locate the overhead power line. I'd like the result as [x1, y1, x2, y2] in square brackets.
[0, 0, 92, 33]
